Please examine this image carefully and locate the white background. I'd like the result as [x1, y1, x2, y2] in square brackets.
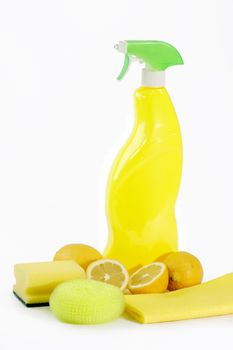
[1, 0, 233, 348]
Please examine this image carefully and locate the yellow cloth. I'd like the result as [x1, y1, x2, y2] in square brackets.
[125, 273, 233, 323]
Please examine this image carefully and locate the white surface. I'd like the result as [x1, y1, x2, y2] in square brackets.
[1, 0, 233, 348]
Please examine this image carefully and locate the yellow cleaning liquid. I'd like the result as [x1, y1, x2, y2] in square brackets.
[104, 86, 182, 268]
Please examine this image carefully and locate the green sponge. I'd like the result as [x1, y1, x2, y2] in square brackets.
[49, 279, 125, 324]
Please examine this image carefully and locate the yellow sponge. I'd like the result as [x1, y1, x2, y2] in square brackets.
[13, 261, 85, 306]
[50, 279, 125, 324]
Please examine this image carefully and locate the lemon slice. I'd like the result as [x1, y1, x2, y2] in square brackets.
[86, 259, 129, 291]
[128, 264, 142, 276]
[128, 262, 168, 294]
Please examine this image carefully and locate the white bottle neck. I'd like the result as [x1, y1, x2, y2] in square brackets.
[141, 69, 165, 87]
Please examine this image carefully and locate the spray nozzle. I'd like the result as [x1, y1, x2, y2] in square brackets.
[115, 41, 131, 80]
[115, 40, 184, 81]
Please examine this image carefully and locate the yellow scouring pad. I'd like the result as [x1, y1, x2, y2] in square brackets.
[49, 279, 125, 324]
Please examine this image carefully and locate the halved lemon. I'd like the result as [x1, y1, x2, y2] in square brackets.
[128, 262, 168, 294]
[86, 259, 129, 291]
[128, 264, 142, 276]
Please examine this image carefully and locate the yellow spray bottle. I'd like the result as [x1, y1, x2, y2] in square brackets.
[104, 41, 184, 269]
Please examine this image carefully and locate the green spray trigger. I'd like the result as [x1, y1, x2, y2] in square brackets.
[115, 41, 183, 82]
[117, 54, 130, 80]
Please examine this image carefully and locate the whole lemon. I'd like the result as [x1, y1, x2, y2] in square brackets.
[53, 244, 102, 270]
[162, 251, 203, 291]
